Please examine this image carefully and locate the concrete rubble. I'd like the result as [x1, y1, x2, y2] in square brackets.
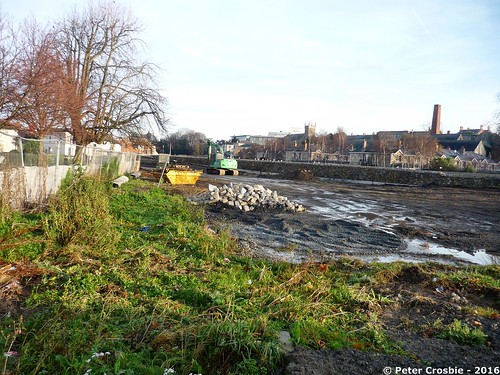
[189, 183, 306, 213]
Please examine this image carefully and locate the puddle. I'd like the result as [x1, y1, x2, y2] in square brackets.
[402, 239, 500, 265]
[364, 240, 500, 265]
[303, 196, 499, 265]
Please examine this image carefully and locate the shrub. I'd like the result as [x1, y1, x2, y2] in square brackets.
[462, 164, 476, 173]
[44, 170, 119, 252]
[429, 157, 458, 171]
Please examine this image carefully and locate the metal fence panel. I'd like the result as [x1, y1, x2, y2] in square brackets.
[0, 131, 141, 208]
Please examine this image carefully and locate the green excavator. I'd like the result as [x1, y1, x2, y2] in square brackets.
[206, 140, 239, 175]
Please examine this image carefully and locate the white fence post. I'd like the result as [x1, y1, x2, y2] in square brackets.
[56, 140, 61, 167]
[18, 137, 24, 167]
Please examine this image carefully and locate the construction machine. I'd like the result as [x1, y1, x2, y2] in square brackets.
[206, 140, 239, 175]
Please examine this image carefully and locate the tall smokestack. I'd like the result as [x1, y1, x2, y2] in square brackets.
[431, 104, 441, 135]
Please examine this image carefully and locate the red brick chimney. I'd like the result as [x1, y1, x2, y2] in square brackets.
[431, 104, 441, 135]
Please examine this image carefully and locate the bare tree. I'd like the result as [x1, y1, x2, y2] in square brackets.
[332, 126, 347, 158]
[373, 133, 399, 167]
[15, 19, 66, 144]
[56, 2, 168, 160]
[496, 93, 500, 134]
[158, 129, 207, 156]
[401, 132, 437, 167]
[238, 143, 263, 159]
[264, 137, 285, 160]
[0, 14, 23, 128]
[488, 93, 500, 161]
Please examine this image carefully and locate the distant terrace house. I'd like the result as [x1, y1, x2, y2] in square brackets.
[310, 149, 344, 163]
[438, 142, 498, 171]
[284, 135, 309, 162]
[437, 139, 486, 157]
[389, 149, 423, 169]
[455, 125, 489, 141]
[348, 137, 378, 166]
[454, 154, 498, 171]
[434, 125, 497, 155]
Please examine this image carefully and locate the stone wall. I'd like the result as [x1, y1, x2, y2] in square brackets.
[170, 155, 500, 190]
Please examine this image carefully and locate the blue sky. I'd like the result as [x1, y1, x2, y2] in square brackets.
[2, 0, 499, 140]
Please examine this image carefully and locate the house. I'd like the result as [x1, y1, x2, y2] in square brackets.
[389, 149, 421, 169]
[437, 140, 487, 157]
[284, 133, 310, 162]
[348, 136, 378, 166]
[86, 141, 122, 153]
[453, 154, 496, 171]
[438, 148, 498, 171]
[0, 127, 19, 152]
[434, 125, 499, 161]
[310, 149, 344, 163]
[42, 130, 76, 157]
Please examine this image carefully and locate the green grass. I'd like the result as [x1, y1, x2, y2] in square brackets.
[0, 177, 498, 374]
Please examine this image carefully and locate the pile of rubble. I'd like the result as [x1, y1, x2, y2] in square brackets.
[189, 183, 306, 213]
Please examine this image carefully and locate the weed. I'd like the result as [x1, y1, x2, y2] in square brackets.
[0, 211, 45, 262]
[436, 266, 500, 289]
[100, 156, 120, 181]
[290, 318, 350, 350]
[43, 171, 119, 252]
[170, 319, 282, 374]
[462, 306, 498, 319]
[437, 319, 487, 346]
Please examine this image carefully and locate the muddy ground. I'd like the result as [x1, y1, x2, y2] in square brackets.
[178, 173, 500, 374]
[195, 173, 500, 265]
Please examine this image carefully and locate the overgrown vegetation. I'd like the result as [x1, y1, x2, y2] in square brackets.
[100, 157, 121, 181]
[437, 319, 487, 346]
[0, 177, 498, 374]
[428, 157, 478, 173]
[43, 168, 119, 251]
[429, 157, 459, 171]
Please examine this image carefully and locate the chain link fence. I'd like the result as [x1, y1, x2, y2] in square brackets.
[0, 131, 141, 209]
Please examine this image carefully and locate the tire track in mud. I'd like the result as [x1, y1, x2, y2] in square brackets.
[208, 208, 406, 263]
[201, 174, 500, 265]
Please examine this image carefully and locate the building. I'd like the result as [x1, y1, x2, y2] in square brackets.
[0, 127, 19, 152]
[348, 136, 378, 166]
[283, 123, 316, 162]
[86, 141, 122, 153]
[42, 130, 76, 156]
